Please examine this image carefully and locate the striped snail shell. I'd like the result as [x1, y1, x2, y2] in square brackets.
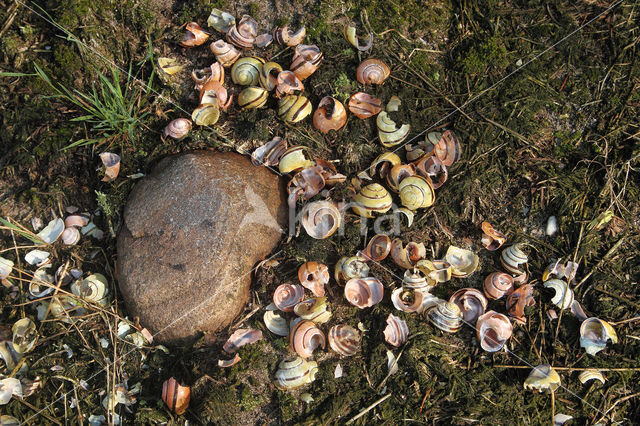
[383, 314, 409, 347]
[294, 297, 331, 323]
[402, 268, 430, 292]
[61, 227, 80, 246]
[298, 262, 330, 297]
[259, 61, 283, 91]
[191, 62, 225, 88]
[290, 320, 326, 358]
[399, 175, 435, 210]
[162, 118, 192, 141]
[377, 111, 410, 147]
[434, 130, 461, 166]
[255, 33, 273, 48]
[344, 277, 384, 308]
[238, 86, 269, 109]
[501, 243, 528, 276]
[391, 240, 426, 270]
[328, 324, 360, 356]
[580, 317, 618, 355]
[288, 166, 325, 207]
[445, 246, 480, 278]
[223, 328, 263, 353]
[275, 71, 304, 98]
[449, 288, 488, 324]
[207, 8, 235, 33]
[578, 369, 606, 385]
[231, 57, 265, 86]
[191, 102, 220, 126]
[348, 92, 382, 119]
[273, 25, 306, 47]
[226, 14, 258, 48]
[301, 200, 342, 239]
[356, 58, 390, 85]
[413, 155, 448, 189]
[273, 284, 305, 312]
[344, 24, 373, 51]
[162, 377, 190, 415]
[252, 136, 287, 167]
[179, 22, 209, 47]
[278, 145, 314, 174]
[334, 256, 370, 284]
[505, 284, 535, 324]
[385, 164, 416, 192]
[199, 80, 230, 110]
[352, 183, 392, 218]
[480, 221, 506, 251]
[476, 310, 513, 352]
[290, 44, 323, 80]
[157, 57, 184, 76]
[210, 39, 241, 67]
[313, 96, 347, 134]
[369, 152, 401, 178]
[359, 234, 391, 262]
[278, 94, 312, 123]
[483, 272, 514, 300]
[274, 356, 318, 390]
[264, 310, 289, 336]
[427, 301, 463, 333]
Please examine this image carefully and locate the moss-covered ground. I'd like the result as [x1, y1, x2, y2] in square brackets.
[1, 0, 639, 424]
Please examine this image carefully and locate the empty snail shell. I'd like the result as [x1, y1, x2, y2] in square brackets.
[413, 156, 447, 189]
[449, 288, 488, 324]
[223, 328, 263, 353]
[356, 59, 390, 85]
[391, 239, 426, 270]
[348, 92, 382, 119]
[273, 25, 306, 47]
[157, 57, 184, 75]
[298, 262, 330, 297]
[25, 249, 50, 266]
[369, 152, 401, 178]
[207, 9, 235, 33]
[290, 320, 326, 358]
[415, 259, 452, 284]
[328, 324, 360, 356]
[278, 94, 312, 123]
[12, 318, 37, 353]
[64, 213, 90, 229]
[290, 44, 323, 80]
[231, 57, 265, 86]
[29, 268, 54, 298]
[180, 22, 209, 47]
[275, 71, 304, 98]
[344, 24, 373, 51]
[434, 130, 462, 166]
[383, 314, 409, 347]
[162, 377, 190, 415]
[273, 284, 305, 312]
[399, 175, 435, 210]
[578, 369, 606, 385]
[255, 33, 273, 48]
[301, 200, 342, 239]
[505, 284, 535, 324]
[71, 273, 109, 306]
[199, 81, 231, 111]
[480, 221, 506, 251]
[162, 118, 192, 141]
[218, 353, 241, 368]
[335, 256, 370, 284]
[542, 260, 579, 283]
[315, 158, 347, 185]
[294, 297, 332, 323]
[99, 152, 120, 182]
[238, 86, 269, 109]
[344, 277, 384, 308]
[209, 39, 241, 67]
[391, 288, 441, 313]
[61, 227, 80, 246]
[259, 62, 283, 91]
[192, 62, 225, 88]
[192, 102, 220, 126]
[360, 234, 392, 262]
[524, 365, 560, 392]
[385, 164, 416, 192]
[0, 340, 22, 372]
[427, 301, 463, 333]
[402, 269, 430, 292]
[274, 356, 318, 390]
[501, 243, 529, 277]
[445, 246, 480, 278]
[476, 310, 513, 352]
[252, 137, 287, 167]
[483, 272, 514, 300]
[264, 310, 289, 336]
[0, 256, 14, 280]
[288, 166, 325, 207]
[226, 14, 258, 49]
[352, 183, 392, 218]
[278, 146, 314, 174]
[543, 279, 574, 310]
[580, 317, 618, 355]
[377, 112, 410, 147]
[313, 96, 347, 133]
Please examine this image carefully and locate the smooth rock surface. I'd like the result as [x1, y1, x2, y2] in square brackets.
[117, 151, 287, 343]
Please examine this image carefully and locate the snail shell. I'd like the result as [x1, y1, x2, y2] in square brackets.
[580, 317, 618, 355]
[259, 62, 283, 91]
[415, 259, 452, 284]
[328, 324, 360, 356]
[29, 268, 54, 298]
[275, 71, 304, 98]
[12, 318, 37, 353]
[209, 40, 241, 67]
[61, 227, 80, 246]
[218, 353, 241, 368]
[391, 240, 426, 270]
[524, 365, 560, 392]
[505, 284, 535, 324]
[179, 22, 209, 47]
[385, 164, 416, 192]
[99, 152, 120, 182]
[383, 314, 409, 347]
[501, 243, 528, 276]
[377, 112, 410, 147]
[157, 57, 184, 75]
[445, 246, 480, 278]
[344, 24, 373, 51]
[238, 86, 269, 109]
[298, 262, 330, 297]
[543, 279, 574, 310]
[427, 301, 462, 333]
[278, 94, 313, 123]
[369, 152, 401, 178]
[264, 310, 289, 336]
[192, 62, 225, 88]
[301, 200, 342, 239]
[273, 284, 305, 312]
[278, 145, 314, 174]
[223, 328, 263, 353]
[480, 221, 506, 251]
[449, 288, 488, 324]
[162, 377, 191, 415]
[199, 80, 230, 111]
[294, 297, 331, 324]
[255, 33, 273, 48]
[71, 273, 109, 306]
[64, 213, 90, 228]
[0, 257, 14, 280]
[231, 57, 265, 86]
[348, 92, 382, 119]
[290, 44, 323, 80]
[476, 310, 513, 352]
[391, 288, 440, 313]
[252, 136, 287, 167]
[352, 183, 392, 218]
[274, 356, 318, 390]
[344, 277, 384, 308]
[226, 14, 258, 49]
[360, 234, 391, 262]
[288, 166, 325, 207]
[434, 130, 461, 166]
[273, 25, 306, 47]
[0, 340, 22, 372]
[402, 269, 430, 292]
[315, 158, 346, 185]
[356, 58, 390, 85]
[578, 369, 606, 385]
[335, 256, 370, 284]
[313, 96, 347, 134]
[290, 320, 326, 358]
[413, 156, 447, 189]
[542, 260, 579, 283]
[162, 118, 192, 141]
[24, 249, 49, 267]
[483, 272, 514, 300]
[207, 9, 235, 33]
[192, 102, 220, 126]
[399, 175, 435, 210]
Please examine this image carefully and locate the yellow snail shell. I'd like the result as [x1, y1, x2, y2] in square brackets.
[274, 356, 318, 390]
[226, 14, 258, 49]
[369, 152, 401, 178]
[359, 234, 391, 262]
[223, 328, 263, 353]
[449, 288, 488, 324]
[275, 71, 304, 98]
[506, 284, 535, 324]
[524, 365, 560, 392]
[301, 200, 342, 239]
[352, 183, 392, 218]
[179, 22, 209, 47]
[480, 221, 506, 251]
[12, 318, 37, 353]
[501, 243, 528, 276]
[413, 155, 448, 189]
[402, 269, 430, 292]
[207, 9, 235, 33]
[191, 102, 220, 126]
[71, 273, 109, 306]
[294, 297, 332, 324]
[434, 130, 462, 166]
[290, 320, 326, 358]
[162, 118, 192, 141]
[264, 310, 289, 336]
[328, 324, 360, 356]
[356, 58, 390, 85]
[580, 317, 618, 355]
[298, 262, 330, 297]
[578, 369, 606, 385]
[391, 239, 426, 270]
[278, 145, 314, 174]
[290, 44, 323, 80]
[252, 136, 287, 167]
[273, 25, 306, 47]
[259, 61, 283, 91]
[385, 164, 416, 192]
[383, 313, 409, 347]
[209, 39, 241, 67]
[476, 310, 513, 352]
[543, 279, 574, 310]
[377, 112, 410, 147]
[278, 94, 312, 123]
[199, 80, 230, 111]
[238, 86, 269, 109]
[427, 301, 462, 333]
[99, 152, 120, 182]
[313, 96, 347, 133]
[445, 246, 480, 278]
[399, 175, 435, 210]
[344, 277, 384, 308]
[231, 57, 265, 86]
[273, 284, 305, 312]
[348, 92, 382, 119]
[483, 272, 514, 300]
[344, 24, 373, 51]
[162, 377, 191, 415]
[335, 256, 370, 284]
[157, 57, 184, 75]
[415, 259, 452, 284]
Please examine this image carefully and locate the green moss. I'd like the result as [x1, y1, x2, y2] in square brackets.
[460, 35, 510, 76]
[276, 389, 299, 422]
[238, 384, 266, 411]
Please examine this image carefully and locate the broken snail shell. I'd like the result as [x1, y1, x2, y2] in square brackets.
[415, 260, 452, 284]
[61, 227, 80, 246]
[578, 369, 606, 385]
[427, 301, 463, 333]
[290, 320, 326, 358]
[348, 92, 382, 119]
[524, 365, 560, 392]
[543, 279, 574, 310]
[29, 268, 54, 298]
[360, 234, 391, 262]
[383, 314, 409, 347]
[264, 310, 289, 336]
[274, 356, 318, 390]
[288, 166, 325, 207]
[377, 111, 410, 147]
[226, 14, 258, 49]
[278, 145, 314, 174]
[391, 288, 440, 313]
[301, 200, 342, 239]
[157, 57, 184, 75]
[275, 71, 304, 98]
[298, 262, 330, 297]
[313, 96, 347, 134]
[273, 284, 305, 312]
[12, 318, 37, 353]
[162, 377, 190, 415]
[481, 221, 506, 251]
[476, 310, 513, 352]
[580, 317, 618, 355]
[207, 9, 235, 33]
[434, 130, 461, 166]
[179, 22, 209, 47]
[369, 152, 401, 178]
[278, 94, 312, 123]
[231, 57, 264, 86]
[506, 284, 535, 324]
[199, 81, 230, 111]
[344, 277, 384, 308]
[218, 353, 241, 368]
[0, 257, 14, 280]
[25, 249, 49, 267]
[191, 102, 220, 126]
[449, 288, 488, 324]
[352, 183, 392, 218]
[192, 62, 225, 87]
[385, 164, 416, 193]
[335, 256, 370, 284]
[259, 62, 283, 91]
[399, 175, 435, 211]
[391, 240, 426, 270]
[413, 156, 447, 189]
[445, 246, 479, 278]
[209, 39, 241, 67]
[290, 44, 323, 80]
[162, 118, 192, 141]
[344, 24, 373, 51]
[402, 269, 430, 293]
[223, 328, 263, 353]
[238, 86, 269, 109]
[483, 272, 514, 300]
[273, 25, 306, 47]
[0, 340, 22, 372]
[99, 152, 120, 182]
[328, 324, 360, 356]
[252, 137, 287, 167]
[356, 58, 390, 85]
[71, 273, 109, 306]
[501, 243, 529, 277]
[294, 297, 331, 324]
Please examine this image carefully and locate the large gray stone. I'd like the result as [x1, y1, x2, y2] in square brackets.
[117, 151, 287, 343]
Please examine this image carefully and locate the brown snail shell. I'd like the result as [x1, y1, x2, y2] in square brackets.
[99, 152, 120, 182]
[162, 377, 190, 415]
[301, 200, 342, 239]
[251, 137, 287, 166]
[359, 234, 391, 262]
[427, 301, 463, 333]
[218, 353, 241, 368]
[191, 62, 225, 89]
[273, 284, 305, 312]
[506, 284, 535, 324]
[313, 96, 347, 134]
[162, 118, 192, 141]
[476, 310, 513, 352]
[413, 156, 448, 189]
[344, 277, 384, 308]
[288, 166, 325, 208]
[383, 314, 409, 347]
[179, 22, 209, 47]
[328, 324, 360, 356]
[273, 25, 306, 47]
[348, 92, 382, 119]
[391, 239, 426, 269]
[199, 80, 230, 110]
[385, 164, 416, 192]
[298, 262, 330, 297]
[255, 33, 273, 48]
[290, 320, 326, 358]
[223, 328, 263, 353]
[209, 39, 241, 67]
[290, 44, 323, 80]
[314, 158, 346, 185]
[481, 221, 506, 251]
[434, 130, 461, 166]
[356, 59, 390, 85]
[369, 152, 401, 179]
[275, 71, 304, 98]
[483, 272, 514, 300]
[449, 288, 488, 324]
[226, 15, 258, 49]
